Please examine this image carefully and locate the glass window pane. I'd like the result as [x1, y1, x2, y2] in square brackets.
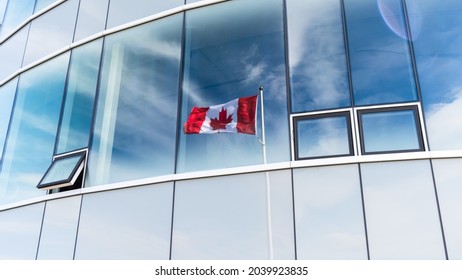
[34, 0, 57, 13]
[361, 160, 445, 259]
[73, 0, 109, 42]
[74, 184, 173, 259]
[0, 24, 29, 81]
[0, 53, 70, 205]
[22, 0, 79, 66]
[57, 39, 102, 153]
[86, 15, 182, 187]
[295, 113, 352, 159]
[359, 107, 422, 154]
[0, 0, 7, 23]
[0, 203, 44, 259]
[172, 171, 294, 259]
[38, 153, 84, 189]
[432, 159, 462, 259]
[407, 0, 462, 150]
[287, 0, 350, 112]
[0, 78, 17, 160]
[0, 0, 34, 38]
[344, 0, 417, 105]
[36, 196, 81, 260]
[106, 0, 183, 29]
[293, 165, 367, 259]
[178, 0, 289, 173]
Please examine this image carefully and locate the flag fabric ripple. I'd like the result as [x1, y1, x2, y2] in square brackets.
[183, 95, 257, 135]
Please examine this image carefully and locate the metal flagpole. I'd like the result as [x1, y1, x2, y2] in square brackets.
[258, 86, 274, 260]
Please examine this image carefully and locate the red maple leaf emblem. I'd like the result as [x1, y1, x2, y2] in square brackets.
[210, 107, 233, 130]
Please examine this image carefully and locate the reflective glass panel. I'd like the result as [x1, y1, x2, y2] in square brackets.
[57, 39, 102, 154]
[172, 171, 294, 259]
[0, 53, 70, 205]
[432, 159, 462, 259]
[287, 0, 350, 112]
[73, 0, 109, 42]
[344, 0, 417, 105]
[74, 184, 173, 259]
[0, 0, 7, 23]
[86, 15, 182, 187]
[106, 0, 183, 29]
[36, 196, 81, 260]
[0, 203, 44, 259]
[293, 165, 367, 259]
[38, 153, 84, 188]
[361, 160, 445, 259]
[0, 24, 29, 81]
[359, 107, 422, 154]
[178, 0, 289, 173]
[406, 0, 462, 150]
[34, 0, 57, 13]
[0, 78, 17, 160]
[295, 113, 352, 159]
[0, 0, 34, 38]
[22, 0, 79, 66]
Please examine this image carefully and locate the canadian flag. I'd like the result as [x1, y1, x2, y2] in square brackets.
[184, 95, 257, 135]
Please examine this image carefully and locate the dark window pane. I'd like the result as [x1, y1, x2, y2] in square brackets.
[287, 0, 350, 112]
[407, 0, 462, 150]
[86, 15, 182, 186]
[359, 107, 422, 154]
[0, 53, 70, 205]
[345, 0, 417, 105]
[178, 0, 289, 173]
[57, 39, 102, 154]
[295, 113, 352, 159]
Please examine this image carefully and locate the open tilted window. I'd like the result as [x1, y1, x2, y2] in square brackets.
[37, 152, 86, 191]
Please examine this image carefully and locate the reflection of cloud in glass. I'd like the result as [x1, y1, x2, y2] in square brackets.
[378, 0, 421, 40]
[287, 0, 350, 111]
[426, 89, 462, 150]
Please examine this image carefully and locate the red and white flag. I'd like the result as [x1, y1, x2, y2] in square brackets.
[184, 95, 257, 135]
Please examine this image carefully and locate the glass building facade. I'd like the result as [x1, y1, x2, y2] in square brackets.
[0, 0, 461, 260]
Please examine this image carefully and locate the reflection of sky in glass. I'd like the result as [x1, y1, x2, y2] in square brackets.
[106, 0, 183, 28]
[22, 0, 79, 66]
[0, 78, 17, 161]
[87, 15, 182, 186]
[0, 25, 29, 81]
[0, 0, 34, 37]
[361, 109, 420, 153]
[296, 115, 351, 158]
[40, 154, 83, 185]
[178, 0, 289, 173]
[57, 39, 102, 154]
[407, 0, 462, 150]
[345, 0, 417, 105]
[34, 0, 57, 13]
[361, 160, 446, 259]
[287, 0, 350, 112]
[293, 165, 367, 259]
[432, 159, 462, 259]
[73, 0, 109, 42]
[0, 53, 69, 205]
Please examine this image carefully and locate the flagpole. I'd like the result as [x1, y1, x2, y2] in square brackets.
[259, 86, 274, 260]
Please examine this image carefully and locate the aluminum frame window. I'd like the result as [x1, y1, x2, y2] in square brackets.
[37, 151, 86, 190]
[357, 105, 425, 155]
[293, 111, 354, 160]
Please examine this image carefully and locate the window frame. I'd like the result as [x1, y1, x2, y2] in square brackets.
[37, 150, 86, 191]
[356, 104, 425, 155]
[292, 110, 355, 160]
